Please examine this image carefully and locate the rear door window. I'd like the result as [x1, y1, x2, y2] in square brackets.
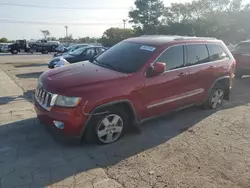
[85, 48, 95, 56]
[156, 45, 184, 70]
[186, 44, 209, 66]
[207, 44, 229, 61]
[97, 47, 106, 54]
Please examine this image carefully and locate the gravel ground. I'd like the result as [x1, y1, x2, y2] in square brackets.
[0, 55, 250, 188]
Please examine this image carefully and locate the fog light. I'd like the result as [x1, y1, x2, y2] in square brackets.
[53, 121, 64, 129]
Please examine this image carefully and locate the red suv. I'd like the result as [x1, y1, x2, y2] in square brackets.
[34, 36, 235, 144]
[231, 40, 250, 78]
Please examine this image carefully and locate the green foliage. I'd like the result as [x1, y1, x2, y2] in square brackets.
[129, 0, 165, 34]
[0, 37, 8, 43]
[100, 28, 135, 46]
[125, 0, 250, 43]
[78, 37, 99, 43]
[40, 30, 50, 39]
[157, 0, 250, 43]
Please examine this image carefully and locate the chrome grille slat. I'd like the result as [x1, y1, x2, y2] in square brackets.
[35, 86, 56, 111]
[45, 93, 49, 106]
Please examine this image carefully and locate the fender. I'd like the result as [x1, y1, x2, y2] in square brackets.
[207, 76, 230, 100]
[80, 99, 138, 136]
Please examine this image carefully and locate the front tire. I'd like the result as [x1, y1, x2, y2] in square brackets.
[204, 85, 225, 109]
[85, 108, 128, 145]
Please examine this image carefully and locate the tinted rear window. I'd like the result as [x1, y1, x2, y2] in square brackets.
[187, 44, 209, 66]
[95, 41, 156, 73]
[207, 44, 229, 61]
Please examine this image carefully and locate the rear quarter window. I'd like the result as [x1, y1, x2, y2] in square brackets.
[207, 44, 229, 61]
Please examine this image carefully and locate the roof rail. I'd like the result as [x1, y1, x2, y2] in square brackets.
[174, 36, 217, 41]
[139, 35, 180, 37]
[139, 35, 217, 40]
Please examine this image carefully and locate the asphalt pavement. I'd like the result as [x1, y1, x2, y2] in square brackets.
[0, 55, 250, 188]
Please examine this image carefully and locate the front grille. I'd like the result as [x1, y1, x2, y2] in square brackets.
[35, 87, 56, 111]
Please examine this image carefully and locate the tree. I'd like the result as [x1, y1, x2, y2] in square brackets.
[100, 28, 135, 46]
[78, 37, 99, 43]
[158, 0, 250, 43]
[40, 30, 50, 39]
[0, 37, 8, 43]
[129, 0, 165, 35]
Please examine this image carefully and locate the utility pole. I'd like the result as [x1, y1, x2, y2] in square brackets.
[65, 25, 68, 38]
[123, 19, 127, 29]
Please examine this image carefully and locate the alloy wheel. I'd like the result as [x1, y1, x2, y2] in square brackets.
[97, 114, 124, 144]
[211, 89, 224, 109]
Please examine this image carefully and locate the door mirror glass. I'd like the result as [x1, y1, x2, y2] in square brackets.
[147, 62, 166, 77]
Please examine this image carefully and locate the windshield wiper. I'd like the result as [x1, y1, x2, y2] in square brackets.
[94, 60, 125, 73]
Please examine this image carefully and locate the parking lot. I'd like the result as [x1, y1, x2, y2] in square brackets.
[0, 55, 250, 188]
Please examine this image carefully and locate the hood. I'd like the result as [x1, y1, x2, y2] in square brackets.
[41, 61, 127, 93]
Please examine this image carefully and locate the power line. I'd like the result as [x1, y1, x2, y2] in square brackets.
[0, 2, 129, 10]
[0, 13, 122, 22]
[0, 19, 122, 26]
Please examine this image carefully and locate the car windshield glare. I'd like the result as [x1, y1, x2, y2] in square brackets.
[69, 47, 87, 56]
[95, 41, 156, 73]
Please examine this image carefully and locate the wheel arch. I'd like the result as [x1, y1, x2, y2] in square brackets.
[80, 99, 138, 137]
[208, 76, 230, 100]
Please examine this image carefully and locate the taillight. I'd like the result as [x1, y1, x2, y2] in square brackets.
[233, 60, 236, 69]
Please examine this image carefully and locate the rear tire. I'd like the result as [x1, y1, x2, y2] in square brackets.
[203, 85, 225, 109]
[85, 107, 128, 145]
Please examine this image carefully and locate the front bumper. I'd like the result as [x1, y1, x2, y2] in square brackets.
[34, 100, 88, 139]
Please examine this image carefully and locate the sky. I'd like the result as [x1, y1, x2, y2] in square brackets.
[0, 0, 247, 40]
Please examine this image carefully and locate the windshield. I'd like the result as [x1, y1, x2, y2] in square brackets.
[95, 41, 156, 73]
[69, 47, 87, 56]
[66, 45, 77, 51]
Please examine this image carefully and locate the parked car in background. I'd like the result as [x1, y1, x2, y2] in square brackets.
[53, 44, 89, 57]
[55, 44, 67, 53]
[28, 39, 60, 51]
[35, 36, 235, 145]
[8, 40, 31, 54]
[0, 43, 5, 52]
[231, 40, 250, 78]
[1, 44, 10, 52]
[48, 46, 106, 69]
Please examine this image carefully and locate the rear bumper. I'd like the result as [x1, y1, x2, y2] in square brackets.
[34, 100, 88, 139]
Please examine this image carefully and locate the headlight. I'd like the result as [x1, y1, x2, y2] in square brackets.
[55, 95, 81, 107]
[51, 58, 60, 64]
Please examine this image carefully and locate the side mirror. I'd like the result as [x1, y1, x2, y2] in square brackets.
[147, 62, 166, 77]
